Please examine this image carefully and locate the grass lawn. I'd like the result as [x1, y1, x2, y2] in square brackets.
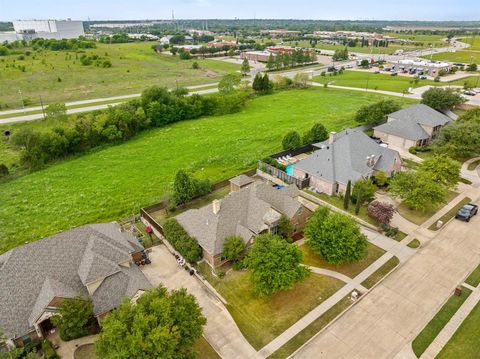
[300, 243, 386, 278]
[304, 190, 379, 227]
[194, 337, 221, 359]
[0, 42, 239, 109]
[313, 70, 479, 93]
[437, 300, 480, 359]
[393, 230, 408, 242]
[197, 264, 344, 350]
[407, 238, 421, 249]
[396, 191, 459, 226]
[465, 264, 480, 288]
[467, 159, 480, 171]
[361, 256, 400, 289]
[427, 197, 472, 231]
[427, 51, 480, 64]
[74, 344, 97, 359]
[0, 87, 415, 254]
[412, 287, 472, 358]
[268, 294, 353, 359]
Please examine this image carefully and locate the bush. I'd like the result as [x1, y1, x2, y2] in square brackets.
[382, 224, 399, 238]
[163, 219, 202, 263]
[172, 170, 212, 206]
[0, 163, 9, 177]
[368, 201, 395, 225]
[41, 340, 59, 359]
[282, 131, 302, 150]
[50, 297, 94, 341]
[351, 179, 376, 204]
[222, 236, 246, 262]
[354, 100, 401, 125]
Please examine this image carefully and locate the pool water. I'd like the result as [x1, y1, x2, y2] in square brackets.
[286, 165, 294, 176]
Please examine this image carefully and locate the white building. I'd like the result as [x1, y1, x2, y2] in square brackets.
[0, 19, 84, 42]
[387, 58, 451, 77]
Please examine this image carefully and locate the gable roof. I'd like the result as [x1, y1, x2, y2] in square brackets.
[295, 128, 400, 185]
[374, 104, 452, 140]
[176, 181, 303, 256]
[0, 222, 151, 339]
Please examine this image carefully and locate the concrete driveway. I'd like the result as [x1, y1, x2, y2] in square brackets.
[141, 245, 259, 359]
[293, 190, 480, 359]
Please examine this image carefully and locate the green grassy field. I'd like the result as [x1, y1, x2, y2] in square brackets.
[427, 51, 480, 64]
[197, 264, 344, 350]
[0, 88, 415, 253]
[437, 300, 480, 359]
[361, 256, 400, 289]
[0, 42, 239, 109]
[314, 70, 479, 93]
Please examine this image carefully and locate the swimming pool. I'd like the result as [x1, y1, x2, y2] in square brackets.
[286, 165, 294, 176]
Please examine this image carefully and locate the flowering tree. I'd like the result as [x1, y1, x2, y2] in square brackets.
[367, 201, 395, 225]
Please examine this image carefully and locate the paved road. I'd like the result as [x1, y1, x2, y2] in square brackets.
[293, 187, 480, 359]
[141, 245, 260, 359]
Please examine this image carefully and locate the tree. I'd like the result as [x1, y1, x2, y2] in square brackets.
[466, 63, 478, 72]
[96, 286, 206, 359]
[0, 164, 8, 178]
[360, 59, 370, 68]
[421, 87, 465, 110]
[163, 219, 202, 263]
[418, 155, 460, 190]
[241, 58, 251, 76]
[351, 179, 376, 204]
[282, 131, 302, 150]
[303, 123, 328, 144]
[252, 73, 272, 94]
[244, 234, 309, 296]
[374, 171, 388, 187]
[354, 188, 363, 215]
[45, 103, 67, 121]
[223, 236, 246, 262]
[389, 171, 447, 211]
[192, 61, 200, 69]
[292, 72, 309, 88]
[332, 48, 348, 61]
[50, 297, 94, 341]
[266, 54, 275, 71]
[218, 73, 242, 94]
[343, 180, 351, 210]
[277, 215, 294, 241]
[354, 100, 401, 125]
[172, 170, 211, 206]
[367, 201, 395, 225]
[305, 208, 368, 265]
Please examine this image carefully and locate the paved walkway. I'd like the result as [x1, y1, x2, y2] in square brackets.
[141, 245, 260, 359]
[308, 266, 368, 292]
[421, 284, 480, 359]
[292, 186, 480, 358]
[461, 157, 480, 188]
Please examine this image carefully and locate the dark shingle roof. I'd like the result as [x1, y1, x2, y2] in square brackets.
[0, 222, 151, 339]
[296, 128, 400, 185]
[176, 181, 302, 256]
[374, 104, 452, 140]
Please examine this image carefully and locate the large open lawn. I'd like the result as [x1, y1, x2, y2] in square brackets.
[427, 51, 480, 64]
[0, 42, 239, 109]
[0, 88, 415, 253]
[437, 299, 480, 359]
[197, 264, 344, 350]
[314, 70, 479, 93]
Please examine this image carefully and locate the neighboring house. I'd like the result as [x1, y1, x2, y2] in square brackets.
[293, 129, 402, 195]
[373, 104, 452, 151]
[160, 35, 173, 45]
[0, 222, 151, 350]
[176, 177, 312, 268]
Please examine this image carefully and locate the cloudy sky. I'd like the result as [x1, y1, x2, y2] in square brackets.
[1, 0, 479, 21]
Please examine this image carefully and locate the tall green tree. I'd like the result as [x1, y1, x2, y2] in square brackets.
[282, 131, 302, 150]
[303, 123, 328, 144]
[266, 54, 275, 71]
[354, 100, 401, 125]
[277, 215, 295, 241]
[45, 103, 67, 122]
[305, 208, 368, 265]
[51, 297, 94, 341]
[421, 87, 465, 110]
[241, 58, 251, 76]
[351, 179, 376, 204]
[96, 286, 206, 359]
[418, 155, 460, 190]
[218, 73, 242, 94]
[222, 235, 246, 262]
[343, 180, 351, 210]
[244, 234, 309, 296]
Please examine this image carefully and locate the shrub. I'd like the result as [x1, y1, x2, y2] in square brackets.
[172, 170, 212, 206]
[367, 201, 395, 225]
[0, 163, 9, 177]
[282, 131, 302, 150]
[222, 236, 246, 262]
[50, 297, 94, 341]
[351, 179, 376, 204]
[41, 340, 59, 359]
[163, 219, 202, 263]
[382, 224, 399, 238]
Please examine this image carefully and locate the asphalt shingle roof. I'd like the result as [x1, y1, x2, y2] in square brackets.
[374, 104, 452, 140]
[0, 222, 151, 339]
[296, 128, 400, 185]
[176, 181, 302, 256]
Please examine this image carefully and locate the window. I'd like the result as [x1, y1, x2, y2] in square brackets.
[270, 226, 278, 235]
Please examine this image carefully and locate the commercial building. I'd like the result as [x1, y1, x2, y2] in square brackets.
[387, 58, 451, 77]
[0, 19, 84, 42]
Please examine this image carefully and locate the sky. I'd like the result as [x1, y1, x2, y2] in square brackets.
[1, 0, 479, 22]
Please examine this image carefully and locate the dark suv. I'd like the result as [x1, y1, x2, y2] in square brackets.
[455, 203, 479, 222]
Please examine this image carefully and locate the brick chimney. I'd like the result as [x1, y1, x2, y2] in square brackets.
[328, 132, 336, 145]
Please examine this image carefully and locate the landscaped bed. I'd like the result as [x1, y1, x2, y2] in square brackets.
[427, 197, 472, 231]
[197, 263, 345, 350]
[361, 256, 400, 289]
[300, 242, 386, 278]
[465, 264, 480, 288]
[412, 287, 472, 358]
[467, 159, 480, 171]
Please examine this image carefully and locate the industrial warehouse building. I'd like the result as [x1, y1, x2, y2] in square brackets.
[0, 19, 84, 42]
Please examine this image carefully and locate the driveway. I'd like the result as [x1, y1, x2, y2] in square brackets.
[293, 189, 480, 358]
[141, 245, 259, 359]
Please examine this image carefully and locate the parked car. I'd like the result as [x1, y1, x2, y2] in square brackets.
[420, 75, 428, 80]
[455, 203, 479, 222]
[464, 91, 476, 96]
[390, 72, 398, 76]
